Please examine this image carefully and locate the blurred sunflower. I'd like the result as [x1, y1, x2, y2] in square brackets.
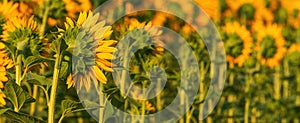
[17, 2, 34, 17]
[151, 12, 170, 26]
[62, 12, 117, 91]
[280, 0, 300, 15]
[288, 12, 300, 29]
[286, 43, 300, 66]
[0, 49, 14, 89]
[0, 43, 13, 108]
[121, 18, 164, 53]
[194, 0, 220, 21]
[255, 24, 287, 67]
[0, 90, 6, 106]
[63, 0, 92, 18]
[222, 22, 253, 67]
[0, 0, 19, 19]
[130, 90, 156, 112]
[1, 15, 38, 41]
[226, 0, 273, 23]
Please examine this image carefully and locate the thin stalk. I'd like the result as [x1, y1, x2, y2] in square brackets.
[295, 70, 300, 123]
[283, 59, 290, 98]
[140, 100, 146, 123]
[121, 44, 130, 122]
[48, 53, 62, 123]
[227, 67, 235, 123]
[16, 55, 22, 86]
[99, 82, 105, 123]
[179, 88, 185, 123]
[29, 86, 38, 115]
[40, 1, 50, 36]
[244, 71, 251, 123]
[274, 66, 281, 100]
[156, 78, 162, 122]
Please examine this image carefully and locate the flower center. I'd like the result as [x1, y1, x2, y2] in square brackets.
[260, 35, 276, 58]
[226, 33, 243, 57]
[238, 3, 256, 20]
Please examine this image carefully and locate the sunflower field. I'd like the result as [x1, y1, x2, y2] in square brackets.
[0, 0, 300, 123]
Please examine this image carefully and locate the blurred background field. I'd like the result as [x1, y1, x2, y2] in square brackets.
[0, 0, 299, 123]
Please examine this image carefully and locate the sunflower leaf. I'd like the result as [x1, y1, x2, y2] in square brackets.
[1, 109, 45, 123]
[3, 81, 35, 111]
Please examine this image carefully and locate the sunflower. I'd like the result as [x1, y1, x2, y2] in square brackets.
[288, 11, 300, 29]
[226, 0, 273, 23]
[222, 22, 253, 67]
[194, 0, 220, 21]
[151, 12, 169, 26]
[255, 24, 287, 67]
[0, 90, 6, 106]
[63, 12, 117, 91]
[0, 15, 38, 41]
[0, 48, 13, 89]
[0, 0, 19, 19]
[280, 0, 300, 15]
[63, 0, 92, 18]
[121, 18, 164, 53]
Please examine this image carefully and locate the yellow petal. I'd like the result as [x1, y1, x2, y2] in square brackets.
[96, 61, 113, 72]
[96, 53, 115, 59]
[100, 40, 117, 47]
[77, 12, 88, 26]
[66, 17, 74, 27]
[0, 75, 8, 82]
[96, 46, 117, 53]
[92, 66, 107, 83]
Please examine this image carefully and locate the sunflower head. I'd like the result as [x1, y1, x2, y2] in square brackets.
[62, 11, 117, 92]
[222, 22, 253, 67]
[0, 16, 41, 57]
[255, 24, 287, 67]
[0, 0, 19, 19]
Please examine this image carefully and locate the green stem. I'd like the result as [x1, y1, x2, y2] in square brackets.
[227, 67, 235, 123]
[40, 1, 50, 36]
[48, 53, 62, 123]
[58, 112, 65, 123]
[244, 71, 251, 123]
[30, 86, 38, 115]
[274, 66, 281, 100]
[16, 55, 22, 86]
[140, 100, 146, 123]
[99, 82, 105, 123]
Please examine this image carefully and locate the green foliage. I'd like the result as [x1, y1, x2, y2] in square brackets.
[2, 81, 35, 111]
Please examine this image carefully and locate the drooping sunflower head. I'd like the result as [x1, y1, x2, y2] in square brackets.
[63, 11, 117, 92]
[222, 22, 253, 67]
[118, 18, 164, 53]
[255, 24, 287, 67]
[0, 16, 41, 56]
